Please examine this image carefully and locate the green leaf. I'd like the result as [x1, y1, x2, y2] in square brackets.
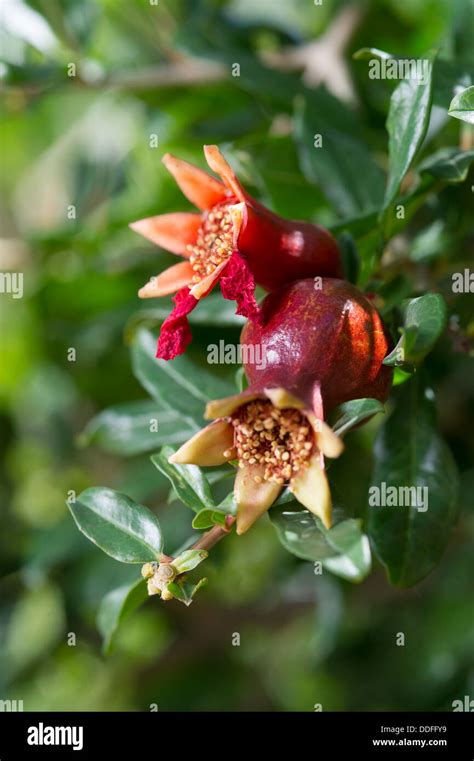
[448, 85, 474, 124]
[131, 327, 232, 427]
[166, 577, 208, 606]
[151, 446, 215, 512]
[69, 487, 163, 563]
[353, 49, 472, 110]
[384, 55, 435, 210]
[295, 90, 385, 218]
[270, 505, 371, 582]
[368, 374, 459, 587]
[192, 508, 228, 529]
[79, 400, 197, 456]
[97, 579, 148, 654]
[172, 549, 208, 574]
[418, 147, 474, 182]
[321, 521, 372, 581]
[383, 293, 447, 366]
[332, 398, 386, 436]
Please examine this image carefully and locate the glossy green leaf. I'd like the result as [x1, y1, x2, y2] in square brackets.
[332, 398, 386, 436]
[191, 510, 215, 530]
[418, 147, 474, 182]
[172, 549, 208, 574]
[384, 55, 435, 210]
[166, 577, 208, 606]
[192, 508, 228, 529]
[131, 327, 232, 426]
[295, 90, 385, 218]
[383, 293, 447, 366]
[448, 85, 474, 124]
[79, 400, 197, 455]
[151, 446, 215, 512]
[69, 487, 163, 563]
[354, 49, 472, 110]
[369, 374, 459, 587]
[97, 579, 148, 654]
[270, 505, 371, 582]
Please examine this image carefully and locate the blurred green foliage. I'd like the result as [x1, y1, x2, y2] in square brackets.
[0, 0, 473, 712]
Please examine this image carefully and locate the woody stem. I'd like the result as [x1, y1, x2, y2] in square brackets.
[192, 516, 236, 552]
[158, 516, 235, 564]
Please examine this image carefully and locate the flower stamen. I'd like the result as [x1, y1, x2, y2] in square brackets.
[231, 400, 314, 485]
[187, 202, 234, 281]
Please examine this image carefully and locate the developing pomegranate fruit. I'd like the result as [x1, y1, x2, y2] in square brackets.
[170, 278, 393, 534]
[130, 146, 342, 359]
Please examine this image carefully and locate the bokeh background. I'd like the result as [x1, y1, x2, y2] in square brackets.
[0, 0, 473, 711]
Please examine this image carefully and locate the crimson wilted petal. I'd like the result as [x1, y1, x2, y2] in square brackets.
[156, 287, 198, 360]
[219, 251, 261, 323]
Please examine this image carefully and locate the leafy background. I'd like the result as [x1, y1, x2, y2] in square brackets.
[0, 0, 473, 711]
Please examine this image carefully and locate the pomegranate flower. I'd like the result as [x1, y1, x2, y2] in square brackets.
[169, 279, 392, 534]
[130, 146, 342, 359]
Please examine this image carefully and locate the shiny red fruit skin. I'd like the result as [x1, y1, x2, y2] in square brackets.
[241, 278, 393, 418]
[238, 202, 343, 290]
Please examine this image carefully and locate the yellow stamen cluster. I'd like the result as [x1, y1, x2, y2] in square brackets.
[187, 203, 233, 281]
[231, 400, 314, 485]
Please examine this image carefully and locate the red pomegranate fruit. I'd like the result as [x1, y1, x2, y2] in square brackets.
[170, 278, 393, 534]
[130, 146, 343, 359]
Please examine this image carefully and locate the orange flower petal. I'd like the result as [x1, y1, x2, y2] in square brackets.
[308, 417, 344, 458]
[162, 153, 229, 211]
[129, 212, 201, 256]
[169, 420, 235, 466]
[138, 261, 194, 298]
[204, 145, 247, 202]
[234, 463, 282, 534]
[205, 390, 262, 419]
[290, 454, 332, 529]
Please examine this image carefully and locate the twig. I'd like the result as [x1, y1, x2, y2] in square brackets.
[158, 515, 235, 564]
[191, 516, 236, 552]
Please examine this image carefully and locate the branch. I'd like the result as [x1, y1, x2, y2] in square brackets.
[191, 515, 236, 552]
